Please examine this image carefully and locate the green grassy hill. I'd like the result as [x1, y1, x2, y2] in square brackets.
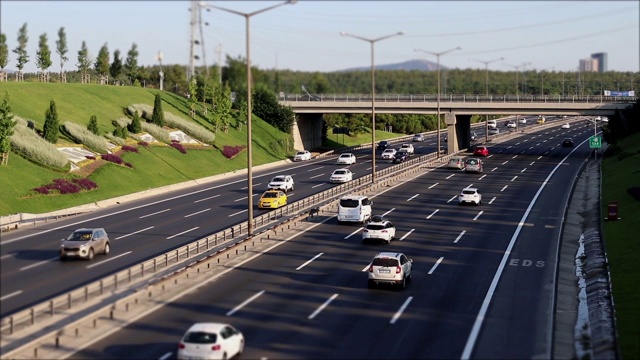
[0, 82, 294, 216]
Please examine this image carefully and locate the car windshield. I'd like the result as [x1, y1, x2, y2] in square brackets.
[296, 152, 305, 156]
[339, 199, 360, 208]
[183, 331, 218, 344]
[467, 159, 478, 165]
[67, 231, 92, 241]
[372, 258, 399, 267]
[271, 176, 285, 182]
[262, 192, 278, 198]
[366, 224, 385, 231]
[339, 154, 351, 158]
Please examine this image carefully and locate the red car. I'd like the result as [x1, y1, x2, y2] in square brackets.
[474, 146, 489, 157]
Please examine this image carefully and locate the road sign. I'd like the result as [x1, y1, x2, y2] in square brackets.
[589, 136, 602, 149]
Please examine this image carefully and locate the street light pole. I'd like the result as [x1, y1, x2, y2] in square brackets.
[340, 31, 404, 183]
[415, 47, 461, 158]
[470, 57, 503, 142]
[540, 67, 555, 96]
[503, 62, 531, 96]
[200, 0, 296, 236]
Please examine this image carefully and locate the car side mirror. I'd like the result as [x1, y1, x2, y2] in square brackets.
[409, 259, 413, 263]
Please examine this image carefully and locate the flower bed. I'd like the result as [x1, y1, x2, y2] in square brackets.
[102, 153, 133, 168]
[170, 140, 187, 154]
[222, 145, 246, 159]
[33, 178, 98, 195]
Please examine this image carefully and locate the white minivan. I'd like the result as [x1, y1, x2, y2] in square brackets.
[337, 195, 372, 224]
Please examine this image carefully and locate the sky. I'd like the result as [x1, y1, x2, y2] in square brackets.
[1, 1, 638, 74]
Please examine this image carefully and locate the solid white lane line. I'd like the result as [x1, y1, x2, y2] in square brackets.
[308, 293, 338, 319]
[309, 173, 324, 179]
[226, 290, 265, 316]
[428, 257, 444, 274]
[454, 230, 466, 243]
[473, 211, 484, 221]
[429, 182, 439, 189]
[308, 166, 323, 171]
[20, 257, 58, 271]
[116, 226, 154, 240]
[383, 208, 395, 216]
[166, 227, 199, 239]
[489, 197, 497, 205]
[491, 167, 498, 172]
[312, 183, 327, 188]
[0, 290, 23, 301]
[521, 168, 527, 173]
[446, 174, 455, 179]
[426, 209, 439, 219]
[390, 296, 413, 324]
[86, 251, 133, 269]
[228, 209, 248, 217]
[511, 176, 518, 182]
[158, 352, 172, 360]
[296, 253, 323, 271]
[184, 208, 211, 217]
[407, 194, 419, 201]
[478, 175, 487, 180]
[399, 229, 415, 241]
[139, 209, 170, 218]
[344, 228, 363, 239]
[194, 194, 220, 203]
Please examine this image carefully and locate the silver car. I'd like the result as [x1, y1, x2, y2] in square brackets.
[60, 228, 110, 261]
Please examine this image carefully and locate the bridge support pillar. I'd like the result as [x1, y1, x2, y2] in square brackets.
[294, 113, 323, 151]
[444, 112, 472, 154]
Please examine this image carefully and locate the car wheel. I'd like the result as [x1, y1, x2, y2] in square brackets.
[222, 352, 227, 360]
[407, 272, 413, 283]
[477, 200, 482, 206]
[60, 255, 67, 261]
[399, 276, 406, 290]
[104, 242, 110, 255]
[368, 280, 375, 289]
[87, 248, 94, 261]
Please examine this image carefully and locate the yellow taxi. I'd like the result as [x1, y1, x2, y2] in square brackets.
[258, 190, 287, 209]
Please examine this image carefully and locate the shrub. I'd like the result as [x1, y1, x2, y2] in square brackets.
[62, 121, 109, 153]
[137, 140, 149, 147]
[103, 133, 125, 146]
[170, 141, 187, 154]
[101, 153, 127, 166]
[128, 110, 142, 133]
[222, 145, 245, 159]
[11, 117, 69, 169]
[128, 103, 215, 144]
[88, 115, 99, 135]
[33, 178, 98, 195]
[121, 145, 138, 153]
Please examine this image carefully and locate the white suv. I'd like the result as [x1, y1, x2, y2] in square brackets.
[362, 219, 396, 244]
[381, 148, 397, 159]
[267, 175, 294, 192]
[368, 252, 413, 289]
[398, 143, 414, 155]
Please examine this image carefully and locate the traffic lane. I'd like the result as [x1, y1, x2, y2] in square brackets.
[470, 147, 589, 359]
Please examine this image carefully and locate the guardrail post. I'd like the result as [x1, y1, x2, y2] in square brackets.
[128, 268, 132, 283]
[141, 263, 144, 277]
[175, 249, 179, 262]
[68, 293, 72, 309]
[85, 287, 88, 301]
[49, 300, 54, 316]
[186, 245, 190, 258]
[154, 258, 157, 272]
[231, 227, 235, 238]
[100, 280, 104, 295]
[9, 316, 13, 334]
[114, 274, 118, 289]
[165, 254, 168, 267]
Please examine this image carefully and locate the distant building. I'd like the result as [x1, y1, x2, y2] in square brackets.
[590, 52, 608, 72]
[579, 58, 599, 72]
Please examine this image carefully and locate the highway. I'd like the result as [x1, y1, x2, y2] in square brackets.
[0, 117, 536, 317]
[60, 118, 596, 359]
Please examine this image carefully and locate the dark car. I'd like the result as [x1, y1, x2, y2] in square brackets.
[470, 131, 478, 141]
[393, 152, 409, 164]
[562, 138, 574, 147]
[377, 141, 391, 150]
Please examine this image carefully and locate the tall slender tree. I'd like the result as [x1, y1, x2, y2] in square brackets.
[124, 43, 139, 85]
[43, 99, 59, 143]
[94, 43, 110, 83]
[12, 23, 29, 75]
[35, 33, 53, 78]
[55, 27, 68, 80]
[128, 110, 141, 133]
[109, 49, 123, 84]
[151, 93, 164, 127]
[0, 34, 9, 74]
[88, 115, 99, 134]
[0, 92, 16, 165]
[76, 41, 92, 82]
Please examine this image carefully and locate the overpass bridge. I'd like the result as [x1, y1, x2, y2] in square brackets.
[278, 93, 636, 152]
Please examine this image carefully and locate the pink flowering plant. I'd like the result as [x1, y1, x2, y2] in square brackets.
[222, 145, 245, 159]
[170, 140, 187, 154]
[33, 178, 98, 195]
[121, 145, 139, 153]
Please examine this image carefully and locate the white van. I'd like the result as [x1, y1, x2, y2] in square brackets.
[337, 195, 372, 224]
[487, 120, 497, 129]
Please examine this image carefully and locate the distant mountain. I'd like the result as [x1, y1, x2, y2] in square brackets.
[339, 59, 446, 72]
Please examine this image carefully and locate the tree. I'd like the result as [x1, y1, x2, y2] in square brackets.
[187, 77, 197, 117]
[55, 27, 68, 77]
[128, 110, 141, 133]
[35, 33, 53, 77]
[94, 43, 110, 81]
[12, 23, 29, 73]
[76, 41, 92, 80]
[124, 43, 139, 85]
[212, 83, 233, 134]
[0, 33, 9, 72]
[0, 92, 16, 165]
[88, 115, 99, 134]
[151, 93, 164, 127]
[110, 49, 123, 84]
[43, 99, 59, 143]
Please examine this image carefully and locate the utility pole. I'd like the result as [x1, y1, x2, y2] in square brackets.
[215, 43, 223, 85]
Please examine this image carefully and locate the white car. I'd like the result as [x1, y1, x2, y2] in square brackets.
[398, 143, 414, 155]
[177, 323, 244, 360]
[518, 117, 527, 124]
[367, 252, 413, 289]
[381, 148, 397, 159]
[293, 150, 311, 161]
[601, 116, 609, 123]
[488, 128, 500, 135]
[336, 153, 357, 165]
[507, 121, 516, 128]
[561, 123, 571, 129]
[362, 219, 396, 244]
[458, 187, 482, 206]
[330, 168, 353, 183]
[267, 175, 294, 192]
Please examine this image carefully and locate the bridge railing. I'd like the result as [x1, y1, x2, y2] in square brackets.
[279, 93, 637, 104]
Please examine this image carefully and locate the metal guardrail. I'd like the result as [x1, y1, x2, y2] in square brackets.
[279, 93, 638, 104]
